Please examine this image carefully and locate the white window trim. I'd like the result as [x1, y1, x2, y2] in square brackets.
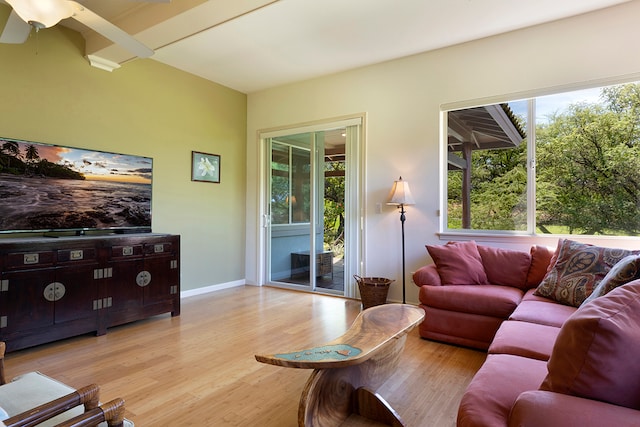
[439, 74, 640, 244]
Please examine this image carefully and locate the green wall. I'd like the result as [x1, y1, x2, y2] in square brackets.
[0, 8, 247, 291]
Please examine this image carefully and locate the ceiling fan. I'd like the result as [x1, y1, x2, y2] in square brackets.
[0, 0, 159, 59]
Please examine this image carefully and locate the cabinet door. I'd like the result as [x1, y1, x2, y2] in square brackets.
[0, 268, 55, 335]
[143, 240, 178, 307]
[54, 263, 99, 325]
[142, 255, 174, 305]
[107, 257, 144, 313]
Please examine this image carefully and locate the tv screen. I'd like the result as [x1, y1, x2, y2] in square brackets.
[0, 137, 152, 235]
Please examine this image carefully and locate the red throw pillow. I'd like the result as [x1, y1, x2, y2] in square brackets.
[525, 245, 555, 288]
[426, 241, 489, 286]
[477, 245, 531, 289]
[541, 280, 640, 409]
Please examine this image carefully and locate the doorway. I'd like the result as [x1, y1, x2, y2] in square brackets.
[262, 118, 362, 297]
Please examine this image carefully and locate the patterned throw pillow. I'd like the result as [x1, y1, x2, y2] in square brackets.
[535, 239, 634, 307]
[581, 254, 640, 306]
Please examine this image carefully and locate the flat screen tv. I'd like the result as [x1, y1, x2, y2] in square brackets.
[0, 137, 152, 235]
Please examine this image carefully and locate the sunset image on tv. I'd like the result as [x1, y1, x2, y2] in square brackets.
[0, 137, 152, 233]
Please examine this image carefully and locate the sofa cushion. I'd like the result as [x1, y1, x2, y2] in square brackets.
[510, 390, 640, 427]
[525, 245, 555, 288]
[477, 245, 531, 290]
[521, 288, 552, 302]
[509, 299, 576, 328]
[457, 354, 548, 427]
[540, 280, 640, 410]
[420, 283, 523, 318]
[535, 239, 633, 307]
[419, 305, 504, 350]
[488, 320, 560, 361]
[412, 264, 442, 288]
[581, 254, 640, 306]
[426, 241, 489, 286]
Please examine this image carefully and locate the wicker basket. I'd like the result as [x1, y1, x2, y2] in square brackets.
[354, 275, 394, 309]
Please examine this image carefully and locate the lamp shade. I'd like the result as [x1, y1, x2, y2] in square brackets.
[387, 176, 415, 206]
[7, 0, 73, 29]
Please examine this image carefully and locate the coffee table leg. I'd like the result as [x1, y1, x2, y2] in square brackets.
[354, 387, 404, 427]
[298, 335, 406, 427]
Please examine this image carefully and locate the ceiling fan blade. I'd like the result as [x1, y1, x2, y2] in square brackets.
[0, 9, 32, 44]
[67, 0, 154, 58]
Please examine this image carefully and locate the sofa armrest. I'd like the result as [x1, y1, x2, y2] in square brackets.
[508, 390, 640, 427]
[412, 264, 442, 287]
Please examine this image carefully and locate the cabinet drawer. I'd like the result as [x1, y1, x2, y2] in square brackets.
[144, 242, 173, 256]
[111, 245, 144, 258]
[57, 248, 97, 264]
[5, 251, 56, 269]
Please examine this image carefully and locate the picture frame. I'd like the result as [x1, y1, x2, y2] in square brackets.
[191, 151, 221, 183]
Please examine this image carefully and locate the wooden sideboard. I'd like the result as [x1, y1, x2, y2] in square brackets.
[0, 233, 180, 352]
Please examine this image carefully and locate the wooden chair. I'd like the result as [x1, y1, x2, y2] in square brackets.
[0, 342, 130, 427]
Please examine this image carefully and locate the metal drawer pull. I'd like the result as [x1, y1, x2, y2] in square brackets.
[24, 253, 39, 264]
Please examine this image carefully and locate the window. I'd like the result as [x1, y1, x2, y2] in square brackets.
[270, 140, 311, 225]
[445, 81, 640, 237]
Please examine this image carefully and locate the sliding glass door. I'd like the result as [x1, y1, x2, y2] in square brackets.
[263, 119, 361, 296]
[269, 135, 314, 288]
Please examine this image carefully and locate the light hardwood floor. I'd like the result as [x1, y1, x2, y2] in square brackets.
[5, 286, 486, 426]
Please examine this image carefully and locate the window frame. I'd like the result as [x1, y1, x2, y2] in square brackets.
[440, 76, 640, 241]
[270, 140, 312, 226]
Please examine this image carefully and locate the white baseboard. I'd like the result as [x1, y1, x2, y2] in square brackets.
[180, 279, 246, 299]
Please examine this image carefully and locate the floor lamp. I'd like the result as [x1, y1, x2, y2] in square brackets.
[387, 176, 415, 304]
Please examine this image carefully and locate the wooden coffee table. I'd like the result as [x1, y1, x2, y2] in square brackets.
[255, 304, 425, 427]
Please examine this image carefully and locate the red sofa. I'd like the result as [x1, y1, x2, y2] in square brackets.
[412, 242, 555, 350]
[413, 240, 640, 427]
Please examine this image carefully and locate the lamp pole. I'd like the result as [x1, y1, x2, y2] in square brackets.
[387, 176, 414, 305]
[399, 203, 407, 304]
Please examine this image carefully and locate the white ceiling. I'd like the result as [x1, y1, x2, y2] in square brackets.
[151, 0, 633, 93]
[4, 0, 635, 93]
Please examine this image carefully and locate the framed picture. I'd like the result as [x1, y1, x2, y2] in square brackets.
[191, 151, 221, 183]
